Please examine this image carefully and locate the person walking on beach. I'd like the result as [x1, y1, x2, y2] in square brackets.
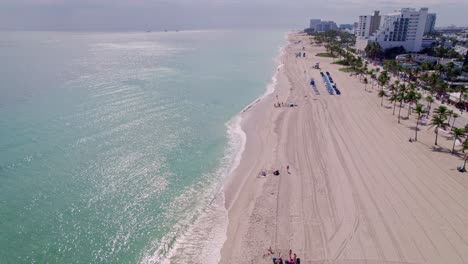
[287, 165, 290, 174]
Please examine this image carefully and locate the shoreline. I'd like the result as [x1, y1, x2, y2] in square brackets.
[220, 33, 293, 262]
[151, 37, 288, 264]
[224, 43, 287, 211]
[219, 32, 468, 264]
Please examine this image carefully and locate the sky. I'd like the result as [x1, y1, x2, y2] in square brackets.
[0, 0, 467, 31]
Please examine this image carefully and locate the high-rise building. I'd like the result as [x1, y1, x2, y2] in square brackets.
[355, 11, 381, 38]
[424, 13, 437, 34]
[339, 24, 354, 31]
[310, 19, 321, 29]
[371, 8, 429, 52]
[307, 19, 338, 32]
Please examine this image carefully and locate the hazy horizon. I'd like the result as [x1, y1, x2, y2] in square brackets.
[0, 0, 467, 31]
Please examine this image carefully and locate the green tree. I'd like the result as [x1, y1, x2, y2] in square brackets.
[389, 93, 399, 115]
[434, 105, 449, 119]
[425, 96, 434, 115]
[405, 90, 419, 118]
[451, 113, 460, 128]
[365, 42, 382, 60]
[447, 109, 454, 125]
[397, 92, 405, 123]
[451, 128, 465, 153]
[378, 90, 386, 106]
[429, 115, 448, 145]
[378, 71, 390, 90]
[414, 104, 425, 141]
[388, 84, 397, 95]
[370, 73, 376, 89]
[460, 139, 468, 170]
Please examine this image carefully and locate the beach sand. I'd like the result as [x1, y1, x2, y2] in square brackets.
[219, 32, 468, 264]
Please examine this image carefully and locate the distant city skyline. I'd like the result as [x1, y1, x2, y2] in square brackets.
[0, 0, 467, 31]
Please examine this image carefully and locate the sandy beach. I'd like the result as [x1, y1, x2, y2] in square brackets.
[219, 32, 468, 264]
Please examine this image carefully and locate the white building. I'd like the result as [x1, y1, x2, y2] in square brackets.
[455, 45, 468, 56]
[371, 8, 429, 52]
[355, 11, 381, 38]
[424, 13, 437, 34]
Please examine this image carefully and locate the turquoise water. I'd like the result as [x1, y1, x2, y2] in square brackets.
[0, 30, 284, 263]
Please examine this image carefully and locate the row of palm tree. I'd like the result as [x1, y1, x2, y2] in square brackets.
[379, 81, 467, 168]
[313, 34, 468, 169]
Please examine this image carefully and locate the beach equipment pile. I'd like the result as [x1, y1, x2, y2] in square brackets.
[310, 79, 320, 95]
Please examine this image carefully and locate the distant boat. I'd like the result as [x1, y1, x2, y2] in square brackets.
[146, 30, 151, 33]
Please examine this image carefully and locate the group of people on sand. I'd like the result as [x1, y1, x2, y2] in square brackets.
[259, 165, 290, 178]
[295, 51, 306, 58]
[266, 248, 301, 264]
[274, 102, 287, 108]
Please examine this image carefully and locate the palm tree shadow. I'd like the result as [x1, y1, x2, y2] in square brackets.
[430, 146, 452, 154]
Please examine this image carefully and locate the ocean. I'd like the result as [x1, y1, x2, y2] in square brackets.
[0, 30, 285, 263]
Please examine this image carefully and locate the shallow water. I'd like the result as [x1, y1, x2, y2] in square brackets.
[0, 30, 285, 263]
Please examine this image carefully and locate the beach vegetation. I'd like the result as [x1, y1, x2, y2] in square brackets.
[461, 139, 468, 169]
[397, 91, 405, 123]
[446, 109, 454, 125]
[425, 96, 434, 115]
[377, 71, 390, 90]
[429, 115, 448, 146]
[451, 113, 460, 128]
[434, 105, 449, 119]
[451, 128, 465, 153]
[378, 90, 386, 106]
[413, 104, 425, 141]
[364, 42, 382, 60]
[316, 53, 337, 58]
[332, 60, 350, 66]
[389, 93, 399, 115]
[404, 89, 421, 118]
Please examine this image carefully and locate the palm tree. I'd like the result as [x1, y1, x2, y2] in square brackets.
[451, 113, 460, 127]
[462, 139, 468, 171]
[378, 90, 386, 106]
[425, 96, 434, 115]
[370, 73, 376, 89]
[457, 85, 468, 103]
[389, 93, 399, 115]
[414, 104, 425, 141]
[397, 92, 405, 123]
[451, 128, 465, 153]
[388, 84, 397, 95]
[429, 115, 448, 145]
[447, 109, 454, 125]
[462, 138, 468, 154]
[434, 105, 449, 119]
[378, 71, 390, 91]
[405, 90, 418, 118]
[428, 73, 439, 95]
